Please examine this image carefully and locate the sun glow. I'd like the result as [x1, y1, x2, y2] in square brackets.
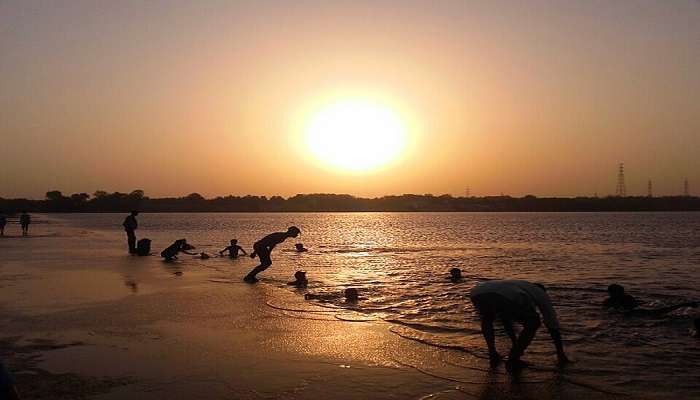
[305, 99, 407, 172]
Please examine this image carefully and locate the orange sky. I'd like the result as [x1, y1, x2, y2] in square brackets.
[1, 1, 698, 198]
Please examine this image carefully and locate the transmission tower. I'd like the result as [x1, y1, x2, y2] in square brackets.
[647, 179, 652, 198]
[465, 187, 470, 197]
[616, 163, 626, 197]
[684, 178, 689, 196]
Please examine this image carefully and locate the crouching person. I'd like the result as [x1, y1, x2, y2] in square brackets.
[469, 279, 568, 371]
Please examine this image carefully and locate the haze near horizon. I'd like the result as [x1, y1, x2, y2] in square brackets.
[1, 0, 698, 199]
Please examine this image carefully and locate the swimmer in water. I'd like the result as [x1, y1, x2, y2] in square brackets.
[219, 239, 247, 258]
[287, 271, 308, 288]
[295, 243, 308, 252]
[470, 280, 569, 371]
[449, 268, 463, 283]
[161, 239, 197, 261]
[604, 284, 698, 316]
[244, 226, 301, 283]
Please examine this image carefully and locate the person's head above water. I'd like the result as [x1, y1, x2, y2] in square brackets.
[607, 284, 625, 298]
[344, 288, 359, 302]
[294, 270, 307, 281]
[449, 268, 462, 280]
[295, 243, 304, 249]
[286, 226, 301, 237]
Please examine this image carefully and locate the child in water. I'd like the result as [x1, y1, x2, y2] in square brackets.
[219, 239, 247, 258]
[604, 284, 697, 316]
[161, 239, 197, 261]
[287, 271, 308, 288]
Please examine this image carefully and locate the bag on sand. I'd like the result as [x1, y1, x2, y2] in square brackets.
[136, 238, 151, 256]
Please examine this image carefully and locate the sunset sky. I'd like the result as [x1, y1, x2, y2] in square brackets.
[1, 0, 698, 199]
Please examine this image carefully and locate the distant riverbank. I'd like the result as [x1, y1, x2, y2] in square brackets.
[2, 191, 699, 213]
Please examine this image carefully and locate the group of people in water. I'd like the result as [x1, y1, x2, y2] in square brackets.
[120, 211, 699, 373]
[0, 211, 32, 237]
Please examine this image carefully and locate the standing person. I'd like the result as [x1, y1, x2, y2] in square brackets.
[122, 211, 139, 254]
[19, 211, 31, 236]
[244, 226, 300, 283]
[469, 279, 568, 371]
[0, 213, 6, 236]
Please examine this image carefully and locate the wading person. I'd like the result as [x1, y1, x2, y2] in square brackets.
[244, 226, 300, 283]
[122, 211, 139, 254]
[219, 239, 247, 258]
[19, 211, 30, 236]
[470, 279, 568, 371]
[0, 213, 6, 236]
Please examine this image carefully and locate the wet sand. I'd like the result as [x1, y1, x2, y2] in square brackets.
[0, 217, 618, 399]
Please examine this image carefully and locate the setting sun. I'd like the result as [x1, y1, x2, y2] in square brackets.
[305, 99, 407, 173]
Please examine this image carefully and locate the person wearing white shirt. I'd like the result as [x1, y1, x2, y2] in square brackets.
[470, 279, 568, 371]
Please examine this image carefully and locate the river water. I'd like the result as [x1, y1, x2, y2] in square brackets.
[54, 212, 700, 397]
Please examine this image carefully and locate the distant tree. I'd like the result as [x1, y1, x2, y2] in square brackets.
[46, 190, 65, 201]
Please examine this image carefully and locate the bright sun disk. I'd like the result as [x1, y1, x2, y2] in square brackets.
[305, 99, 407, 172]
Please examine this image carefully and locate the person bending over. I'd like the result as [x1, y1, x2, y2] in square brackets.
[161, 239, 197, 261]
[604, 284, 697, 316]
[470, 279, 568, 371]
[219, 239, 247, 258]
[244, 226, 300, 283]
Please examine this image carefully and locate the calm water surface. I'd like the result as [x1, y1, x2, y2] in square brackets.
[58, 212, 700, 397]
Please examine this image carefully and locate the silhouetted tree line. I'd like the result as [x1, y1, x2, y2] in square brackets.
[1, 190, 700, 213]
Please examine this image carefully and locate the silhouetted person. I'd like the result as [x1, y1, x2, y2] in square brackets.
[604, 284, 698, 316]
[19, 211, 30, 236]
[219, 239, 247, 258]
[287, 271, 308, 288]
[0, 359, 19, 400]
[0, 213, 6, 236]
[449, 268, 463, 283]
[244, 226, 301, 283]
[690, 318, 700, 338]
[470, 280, 568, 371]
[122, 211, 139, 254]
[136, 238, 151, 256]
[295, 243, 308, 252]
[161, 239, 197, 261]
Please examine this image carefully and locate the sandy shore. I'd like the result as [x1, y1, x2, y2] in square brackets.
[0, 216, 619, 399]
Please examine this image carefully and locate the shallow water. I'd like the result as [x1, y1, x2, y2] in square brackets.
[44, 212, 700, 397]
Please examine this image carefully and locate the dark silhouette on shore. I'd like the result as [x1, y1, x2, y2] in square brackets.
[244, 226, 300, 283]
[136, 238, 151, 256]
[219, 239, 247, 258]
[19, 211, 30, 236]
[2, 190, 700, 213]
[603, 284, 698, 316]
[161, 239, 197, 261]
[470, 280, 568, 371]
[122, 211, 138, 254]
[0, 213, 6, 236]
